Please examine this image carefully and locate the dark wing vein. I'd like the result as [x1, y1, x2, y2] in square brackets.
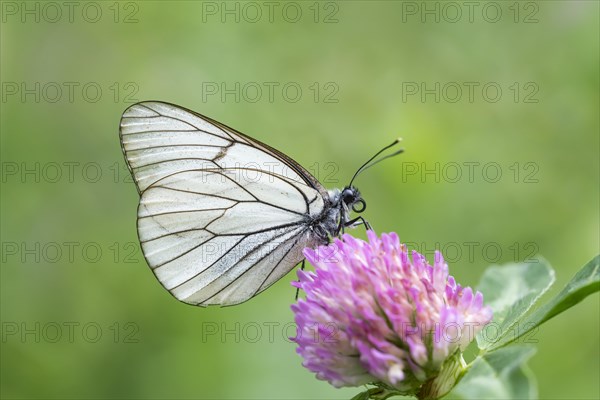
[186, 226, 303, 299]
[203, 227, 306, 305]
[149, 211, 226, 269]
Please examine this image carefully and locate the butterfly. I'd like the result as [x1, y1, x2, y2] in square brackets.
[119, 101, 402, 306]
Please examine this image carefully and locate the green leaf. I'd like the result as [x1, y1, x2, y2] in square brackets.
[350, 390, 372, 400]
[476, 258, 555, 349]
[490, 254, 599, 350]
[443, 346, 537, 400]
[349, 386, 404, 400]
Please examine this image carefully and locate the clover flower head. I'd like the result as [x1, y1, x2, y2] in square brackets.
[291, 231, 493, 396]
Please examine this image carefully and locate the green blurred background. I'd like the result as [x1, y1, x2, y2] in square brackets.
[1, 1, 598, 399]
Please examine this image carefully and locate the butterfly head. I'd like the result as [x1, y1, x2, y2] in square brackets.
[341, 186, 366, 213]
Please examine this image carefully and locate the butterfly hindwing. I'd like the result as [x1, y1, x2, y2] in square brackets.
[120, 101, 327, 306]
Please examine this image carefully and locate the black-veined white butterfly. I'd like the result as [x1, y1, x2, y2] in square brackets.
[119, 101, 401, 306]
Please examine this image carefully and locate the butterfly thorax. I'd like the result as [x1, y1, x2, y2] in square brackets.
[308, 186, 364, 244]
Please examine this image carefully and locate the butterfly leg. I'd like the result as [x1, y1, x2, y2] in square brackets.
[344, 216, 372, 231]
[338, 208, 348, 235]
[294, 259, 306, 301]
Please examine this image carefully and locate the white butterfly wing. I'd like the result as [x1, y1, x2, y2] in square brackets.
[120, 101, 328, 306]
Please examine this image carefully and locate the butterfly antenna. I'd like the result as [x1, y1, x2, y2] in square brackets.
[349, 138, 404, 187]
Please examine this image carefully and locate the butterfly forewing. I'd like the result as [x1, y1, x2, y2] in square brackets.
[120, 101, 327, 306]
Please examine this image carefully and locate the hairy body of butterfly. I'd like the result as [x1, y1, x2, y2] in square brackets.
[119, 101, 372, 307]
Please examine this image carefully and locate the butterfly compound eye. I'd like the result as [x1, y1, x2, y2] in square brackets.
[341, 188, 354, 203]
